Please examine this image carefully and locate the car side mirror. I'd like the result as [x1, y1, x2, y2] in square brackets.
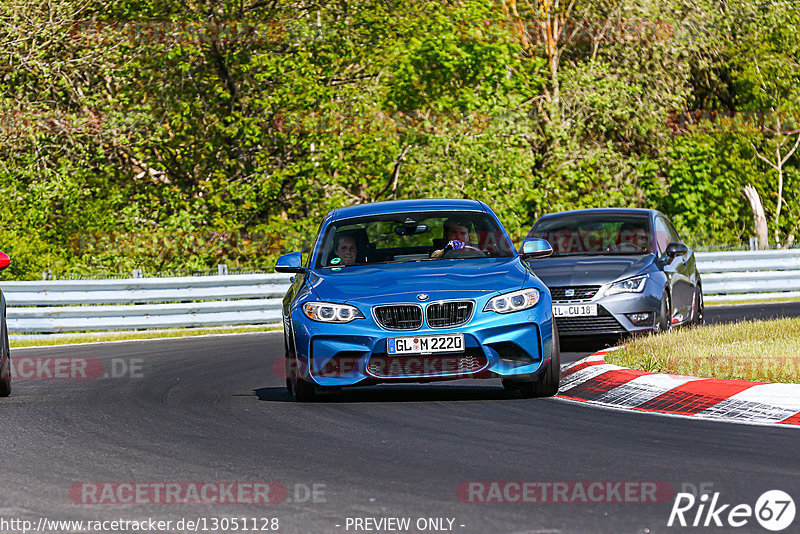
[519, 238, 553, 260]
[0, 252, 10, 271]
[275, 252, 306, 273]
[664, 243, 688, 258]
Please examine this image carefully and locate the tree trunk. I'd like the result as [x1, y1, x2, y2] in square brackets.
[753, 132, 800, 247]
[743, 185, 769, 250]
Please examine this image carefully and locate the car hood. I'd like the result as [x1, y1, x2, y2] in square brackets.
[526, 255, 654, 287]
[307, 258, 532, 304]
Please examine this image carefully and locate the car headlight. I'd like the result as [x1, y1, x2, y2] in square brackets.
[302, 302, 365, 323]
[483, 289, 540, 314]
[605, 275, 648, 296]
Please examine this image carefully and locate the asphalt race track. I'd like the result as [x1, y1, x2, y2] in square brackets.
[2, 302, 800, 534]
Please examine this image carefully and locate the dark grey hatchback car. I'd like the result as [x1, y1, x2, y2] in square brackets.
[525, 208, 703, 337]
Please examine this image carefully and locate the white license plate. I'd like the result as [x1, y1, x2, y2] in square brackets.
[553, 304, 598, 317]
[387, 333, 464, 355]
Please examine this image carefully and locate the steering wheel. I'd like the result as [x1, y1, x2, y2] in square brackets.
[442, 244, 486, 259]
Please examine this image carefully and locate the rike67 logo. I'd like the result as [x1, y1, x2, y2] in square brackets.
[668, 490, 796, 531]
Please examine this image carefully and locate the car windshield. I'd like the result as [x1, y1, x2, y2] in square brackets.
[529, 214, 653, 256]
[315, 211, 515, 268]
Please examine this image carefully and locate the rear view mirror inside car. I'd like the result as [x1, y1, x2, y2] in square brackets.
[394, 224, 428, 236]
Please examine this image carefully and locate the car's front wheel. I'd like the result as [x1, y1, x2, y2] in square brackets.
[509, 322, 561, 398]
[655, 289, 672, 333]
[290, 372, 317, 402]
[284, 329, 317, 402]
[692, 286, 705, 326]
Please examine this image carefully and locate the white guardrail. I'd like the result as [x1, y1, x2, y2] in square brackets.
[696, 249, 800, 304]
[1, 250, 798, 333]
[2, 274, 293, 334]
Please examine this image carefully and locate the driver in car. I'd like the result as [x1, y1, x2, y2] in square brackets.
[431, 219, 472, 258]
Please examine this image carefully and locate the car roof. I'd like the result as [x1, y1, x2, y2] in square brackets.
[535, 208, 663, 221]
[326, 199, 488, 221]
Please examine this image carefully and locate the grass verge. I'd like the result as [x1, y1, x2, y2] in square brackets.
[9, 325, 280, 349]
[606, 317, 800, 383]
[705, 296, 800, 306]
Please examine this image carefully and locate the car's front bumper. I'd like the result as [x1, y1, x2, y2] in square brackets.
[288, 299, 556, 388]
[553, 287, 662, 336]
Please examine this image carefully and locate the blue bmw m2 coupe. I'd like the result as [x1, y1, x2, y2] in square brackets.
[275, 199, 558, 401]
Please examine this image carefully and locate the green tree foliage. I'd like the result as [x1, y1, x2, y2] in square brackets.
[0, 0, 797, 279]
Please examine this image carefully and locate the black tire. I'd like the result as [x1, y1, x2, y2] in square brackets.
[283, 329, 300, 397]
[284, 335, 293, 397]
[517, 322, 561, 398]
[284, 327, 318, 402]
[692, 286, 705, 326]
[291, 375, 318, 402]
[655, 289, 671, 333]
[0, 316, 10, 397]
